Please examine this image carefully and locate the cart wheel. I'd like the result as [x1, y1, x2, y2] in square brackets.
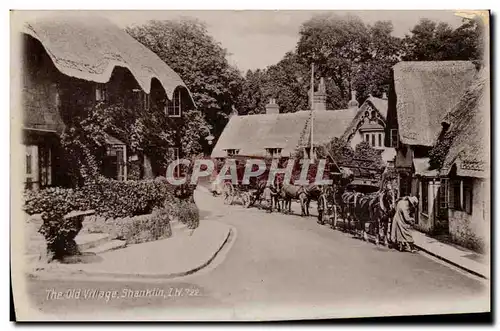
[243, 193, 252, 208]
[222, 182, 234, 205]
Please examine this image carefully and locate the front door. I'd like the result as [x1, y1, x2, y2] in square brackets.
[435, 178, 449, 235]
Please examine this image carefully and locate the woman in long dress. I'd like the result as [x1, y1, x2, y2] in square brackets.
[390, 196, 419, 252]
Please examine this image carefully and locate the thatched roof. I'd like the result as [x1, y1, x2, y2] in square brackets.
[211, 108, 358, 158]
[434, 68, 489, 178]
[341, 96, 387, 141]
[211, 112, 311, 158]
[21, 13, 194, 104]
[299, 108, 358, 148]
[393, 61, 477, 146]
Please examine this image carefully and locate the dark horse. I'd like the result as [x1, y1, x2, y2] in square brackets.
[278, 183, 312, 216]
[341, 187, 396, 246]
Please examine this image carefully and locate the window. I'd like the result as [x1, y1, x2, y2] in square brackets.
[226, 149, 239, 157]
[104, 146, 127, 181]
[449, 179, 462, 210]
[421, 180, 429, 214]
[266, 148, 282, 158]
[365, 134, 370, 143]
[371, 134, 376, 147]
[390, 129, 399, 148]
[166, 89, 182, 117]
[378, 133, 382, 147]
[39, 146, 52, 187]
[463, 178, 473, 215]
[95, 83, 108, 102]
[25, 146, 36, 190]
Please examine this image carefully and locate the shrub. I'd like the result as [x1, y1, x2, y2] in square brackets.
[93, 207, 172, 244]
[170, 200, 200, 229]
[22, 177, 180, 261]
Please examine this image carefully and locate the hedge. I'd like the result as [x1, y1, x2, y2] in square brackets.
[22, 176, 196, 261]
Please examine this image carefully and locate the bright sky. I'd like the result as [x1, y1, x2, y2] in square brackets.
[104, 10, 465, 74]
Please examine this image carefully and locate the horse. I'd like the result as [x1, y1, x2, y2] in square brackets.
[341, 187, 396, 246]
[278, 183, 310, 216]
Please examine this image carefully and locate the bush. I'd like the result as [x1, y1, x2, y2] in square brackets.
[168, 200, 200, 229]
[104, 207, 172, 244]
[22, 177, 180, 261]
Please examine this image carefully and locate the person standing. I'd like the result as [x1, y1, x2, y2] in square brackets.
[390, 196, 419, 252]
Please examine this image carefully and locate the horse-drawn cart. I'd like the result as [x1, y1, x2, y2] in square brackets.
[212, 155, 273, 209]
[316, 167, 354, 227]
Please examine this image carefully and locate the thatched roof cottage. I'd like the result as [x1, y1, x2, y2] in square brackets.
[429, 68, 490, 252]
[385, 60, 479, 235]
[18, 13, 195, 188]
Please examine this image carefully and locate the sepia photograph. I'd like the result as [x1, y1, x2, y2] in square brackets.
[10, 9, 491, 321]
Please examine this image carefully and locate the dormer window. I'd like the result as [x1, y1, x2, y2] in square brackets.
[165, 89, 182, 117]
[266, 148, 282, 158]
[226, 149, 239, 157]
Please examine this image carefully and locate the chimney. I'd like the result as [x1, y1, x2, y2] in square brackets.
[382, 92, 388, 100]
[312, 77, 327, 111]
[265, 98, 279, 114]
[348, 90, 359, 109]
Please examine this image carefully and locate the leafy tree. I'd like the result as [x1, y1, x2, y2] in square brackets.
[126, 18, 243, 142]
[264, 52, 311, 113]
[297, 14, 371, 107]
[352, 21, 402, 102]
[402, 18, 483, 61]
[316, 137, 355, 166]
[236, 69, 269, 115]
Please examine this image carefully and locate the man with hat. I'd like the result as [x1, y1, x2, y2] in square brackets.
[390, 196, 419, 252]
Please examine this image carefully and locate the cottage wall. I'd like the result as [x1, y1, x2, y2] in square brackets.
[448, 179, 489, 253]
[22, 35, 64, 132]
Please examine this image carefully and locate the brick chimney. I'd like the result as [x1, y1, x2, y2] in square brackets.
[265, 98, 279, 114]
[313, 77, 327, 111]
[348, 90, 359, 109]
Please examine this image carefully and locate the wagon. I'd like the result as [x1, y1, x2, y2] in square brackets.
[316, 167, 354, 226]
[211, 155, 274, 208]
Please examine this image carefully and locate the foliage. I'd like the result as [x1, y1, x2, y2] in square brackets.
[297, 14, 371, 107]
[353, 141, 384, 171]
[169, 200, 200, 229]
[100, 208, 173, 245]
[428, 136, 453, 170]
[22, 177, 181, 260]
[126, 19, 243, 142]
[316, 137, 355, 166]
[402, 18, 484, 61]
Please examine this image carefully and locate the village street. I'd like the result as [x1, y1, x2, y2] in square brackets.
[25, 187, 489, 320]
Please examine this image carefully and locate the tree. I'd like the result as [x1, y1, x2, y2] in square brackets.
[236, 69, 269, 115]
[352, 21, 402, 102]
[297, 14, 402, 107]
[316, 137, 355, 166]
[126, 18, 243, 141]
[297, 14, 371, 107]
[402, 18, 483, 61]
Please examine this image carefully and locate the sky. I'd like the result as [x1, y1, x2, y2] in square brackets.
[30, 10, 466, 74]
[102, 10, 466, 73]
